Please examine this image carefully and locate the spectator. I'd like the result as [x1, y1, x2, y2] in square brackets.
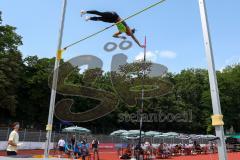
[71, 135, 76, 147]
[6, 122, 20, 156]
[81, 143, 89, 160]
[120, 144, 131, 159]
[209, 141, 214, 153]
[73, 142, 81, 159]
[134, 144, 144, 160]
[158, 143, 164, 154]
[58, 137, 65, 157]
[193, 141, 202, 154]
[144, 141, 150, 147]
[92, 138, 100, 160]
[81, 137, 87, 145]
[163, 143, 171, 156]
[65, 142, 74, 158]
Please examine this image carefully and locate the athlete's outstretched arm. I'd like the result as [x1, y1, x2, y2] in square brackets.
[130, 34, 145, 48]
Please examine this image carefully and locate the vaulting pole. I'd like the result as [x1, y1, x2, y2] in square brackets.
[44, 0, 67, 158]
[198, 0, 227, 160]
[138, 36, 147, 160]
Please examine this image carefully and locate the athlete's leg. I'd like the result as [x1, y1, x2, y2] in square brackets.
[88, 16, 114, 23]
[86, 10, 111, 17]
[86, 11, 119, 23]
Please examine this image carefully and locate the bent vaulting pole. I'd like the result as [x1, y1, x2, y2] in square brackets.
[198, 0, 227, 160]
[44, 0, 67, 158]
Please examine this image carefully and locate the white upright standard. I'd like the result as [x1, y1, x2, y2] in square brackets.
[198, 0, 227, 160]
[44, 0, 67, 158]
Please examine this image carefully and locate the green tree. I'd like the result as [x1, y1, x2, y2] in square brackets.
[16, 56, 55, 128]
[173, 69, 211, 133]
[218, 64, 240, 132]
[0, 11, 23, 122]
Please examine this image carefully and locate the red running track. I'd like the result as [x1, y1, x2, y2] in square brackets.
[0, 149, 240, 160]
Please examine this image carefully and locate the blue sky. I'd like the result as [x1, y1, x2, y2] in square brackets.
[0, 0, 239, 73]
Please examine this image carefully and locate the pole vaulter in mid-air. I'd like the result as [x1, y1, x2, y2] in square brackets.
[80, 10, 145, 48]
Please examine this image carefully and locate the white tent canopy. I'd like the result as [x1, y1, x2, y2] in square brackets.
[62, 126, 91, 134]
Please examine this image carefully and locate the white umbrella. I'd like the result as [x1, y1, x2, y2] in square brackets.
[145, 131, 162, 137]
[202, 135, 216, 139]
[189, 134, 201, 139]
[110, 130, 128, 136]
[122, 130, 145, 137]
[164, 132, 179, 136]
[62, 126, 91, 134]
[154, 134, 169, 138]
[124, 136, 140, 140]
[177, 135, 190, 140]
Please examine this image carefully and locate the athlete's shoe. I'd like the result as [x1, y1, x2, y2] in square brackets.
[80, 10, 86, 17]
[85, 16, 90, 21]
[120, 36, 127, 40]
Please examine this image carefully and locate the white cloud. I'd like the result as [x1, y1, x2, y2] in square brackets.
[78, 65, 88, 74]
[220, 55, 240, 71]
[135, 51, 157, 62]
[157, 50, 177, 59]
[135, 50, 177, 62]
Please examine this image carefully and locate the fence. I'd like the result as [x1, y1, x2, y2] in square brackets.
[0, 128, 121, 144]
[0, 128, 214, 145]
